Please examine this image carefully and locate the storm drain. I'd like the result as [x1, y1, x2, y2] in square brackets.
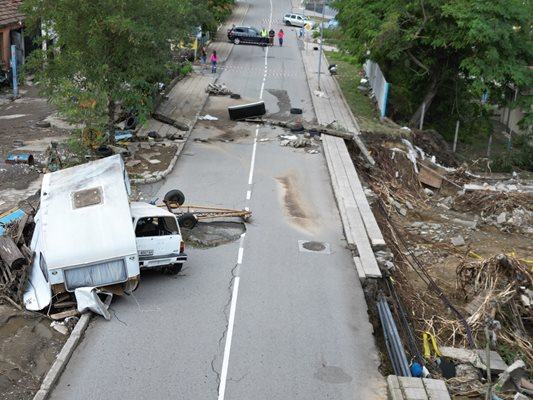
[298, 240, 331, 254]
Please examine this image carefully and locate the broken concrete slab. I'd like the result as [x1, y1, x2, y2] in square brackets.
[496, 212, 507, 224]
[451, 235, 465, 246]
[126, 160, 141, 168]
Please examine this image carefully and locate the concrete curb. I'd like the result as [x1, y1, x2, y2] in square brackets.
[33, 313, 92, 400]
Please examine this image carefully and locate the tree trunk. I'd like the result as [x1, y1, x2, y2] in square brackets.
[107, 97, 115, 144]
[409, 77, 440, 128]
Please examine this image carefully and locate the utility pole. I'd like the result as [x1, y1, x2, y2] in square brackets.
[317, 0, 326, 91]
[11, 45, 18, 98]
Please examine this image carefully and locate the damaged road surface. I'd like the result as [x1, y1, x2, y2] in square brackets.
[48, 5, 384, 400]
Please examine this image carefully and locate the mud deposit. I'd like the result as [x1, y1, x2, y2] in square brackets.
[183, 221, 246, 247]
[276, 174, 317, 232]
[0, 306, 66, 400]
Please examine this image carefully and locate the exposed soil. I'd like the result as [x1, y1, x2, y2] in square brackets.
[351, 133, 533, 399]
[0, 306, 67, 400]
[0, 85, 68, 212]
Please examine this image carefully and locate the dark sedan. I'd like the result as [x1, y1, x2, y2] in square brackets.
[227, 26, 265, 45]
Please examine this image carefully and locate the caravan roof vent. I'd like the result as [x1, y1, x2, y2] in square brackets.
[72, 187, 103, 209]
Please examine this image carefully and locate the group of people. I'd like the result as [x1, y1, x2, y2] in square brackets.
[200, 47, 217, 73]
[199, 27, 286, 73]
[260, 28, 284, 47]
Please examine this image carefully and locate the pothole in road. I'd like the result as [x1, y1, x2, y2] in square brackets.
[298, 240, 331, 254]
[182, 221, 246, 247]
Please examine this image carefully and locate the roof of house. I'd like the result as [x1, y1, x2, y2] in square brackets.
[0, 0, 24, 29]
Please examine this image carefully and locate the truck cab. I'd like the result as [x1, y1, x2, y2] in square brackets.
[131, 202, 187, 275]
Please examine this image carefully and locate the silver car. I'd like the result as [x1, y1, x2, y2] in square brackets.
[283, 13, 313, 27]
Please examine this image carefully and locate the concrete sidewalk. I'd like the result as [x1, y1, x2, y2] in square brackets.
[130, 2, 248, 184]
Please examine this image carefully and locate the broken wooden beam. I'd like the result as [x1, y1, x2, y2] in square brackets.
[0, 236, 26, 270]
[152, 112, 189, 131]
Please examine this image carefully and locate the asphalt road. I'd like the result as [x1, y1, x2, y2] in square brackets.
[49, 0, 385, 398]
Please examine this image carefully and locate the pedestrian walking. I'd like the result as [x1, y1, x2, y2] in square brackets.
[200, 46, 207, 70]
[277, 29, 284, 47]
[268, 28, 275, 46]
[210, 50, 218, 73]
[260, 27, 268, 49]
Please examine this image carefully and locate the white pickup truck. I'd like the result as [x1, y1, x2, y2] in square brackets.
[23, 155, 188, 311]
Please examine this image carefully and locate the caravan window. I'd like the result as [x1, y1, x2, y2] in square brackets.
[135, 216, 179, 237]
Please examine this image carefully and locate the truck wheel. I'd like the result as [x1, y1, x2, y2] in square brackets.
[164, 263, 183, 275]
[178, 213, 198, 229]
[234, 38, 241, 45]
[164, 189, 185, 205]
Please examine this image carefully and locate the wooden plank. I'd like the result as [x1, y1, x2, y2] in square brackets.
[418, 159, 444, 189]
[50, 309, 80, 320]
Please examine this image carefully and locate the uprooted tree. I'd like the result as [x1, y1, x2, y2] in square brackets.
[331, 0, 533, 137]
[22, 0, 212, 145]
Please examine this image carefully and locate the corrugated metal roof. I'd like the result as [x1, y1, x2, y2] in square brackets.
[0, 0, 24, 29]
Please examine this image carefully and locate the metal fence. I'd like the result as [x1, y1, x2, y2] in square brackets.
[363, 60, 389, 119]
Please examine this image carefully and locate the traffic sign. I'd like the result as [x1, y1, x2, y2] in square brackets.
[304, 23, 312, 31]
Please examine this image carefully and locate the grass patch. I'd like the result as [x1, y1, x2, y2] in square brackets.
[325, 51, 405, 136]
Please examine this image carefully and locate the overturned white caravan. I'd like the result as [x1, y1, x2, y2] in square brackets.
[23, 155, 140, 310]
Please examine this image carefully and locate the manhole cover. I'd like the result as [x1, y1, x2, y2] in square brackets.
[298, 240, 331, 254]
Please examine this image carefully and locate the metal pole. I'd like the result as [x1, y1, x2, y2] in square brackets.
[419, 102, 425, 130]
[317, 0, 326, 90]
[452, 120, 460, 153]
[11, 45, 18, 98]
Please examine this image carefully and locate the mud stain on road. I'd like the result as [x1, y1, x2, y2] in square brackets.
[266, 89, 291, 118]
[276, 173, 317, 233]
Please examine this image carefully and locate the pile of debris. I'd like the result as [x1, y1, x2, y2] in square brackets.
[453, 191, 533, 234]
[0, 213, 34, 307]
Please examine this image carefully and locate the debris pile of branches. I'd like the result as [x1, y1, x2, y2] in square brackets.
[451, 255, 533, 366]
[355, 144, 427, 210]
[0, 215, 34, 307]
[452, 191, 533, 216]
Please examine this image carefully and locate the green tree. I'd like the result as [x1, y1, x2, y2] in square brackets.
[23, 0, 208, 140]
[332, 0, 533, 131]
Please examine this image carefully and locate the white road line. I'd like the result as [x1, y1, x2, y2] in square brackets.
[247, 128, 259, 185]
[237, 247, 244, 265]
[217, 276, 241, 400]
[218, 1, 273, 398]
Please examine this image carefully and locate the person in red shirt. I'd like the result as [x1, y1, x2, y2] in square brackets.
[277, 29, 284, 47]
[210, 50, 218, 73]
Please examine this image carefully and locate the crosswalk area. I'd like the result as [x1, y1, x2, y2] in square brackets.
[218, 63, 300, 78]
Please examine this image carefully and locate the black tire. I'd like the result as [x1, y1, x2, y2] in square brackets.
[164, 263, 183, 275]
[124, 116, 138, 130]
[234, 37, 241, 45]
[96, 145, 113, 158]
[178, 213, 198, 229]
[290, 125, 304, 132]
[285, 21, 291, 26]
[290, 107, 303, 114]
[164, 189, 185, 205]
[230, 93, 241, 99]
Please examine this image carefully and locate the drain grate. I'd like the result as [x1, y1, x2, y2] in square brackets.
[298, 240, 331, 254]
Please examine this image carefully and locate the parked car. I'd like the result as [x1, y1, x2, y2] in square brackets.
[227, 26, 264, 45]
[283, 13, 313, 27]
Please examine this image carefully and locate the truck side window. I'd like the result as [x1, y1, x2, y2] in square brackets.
[135, 217, 179, 237]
